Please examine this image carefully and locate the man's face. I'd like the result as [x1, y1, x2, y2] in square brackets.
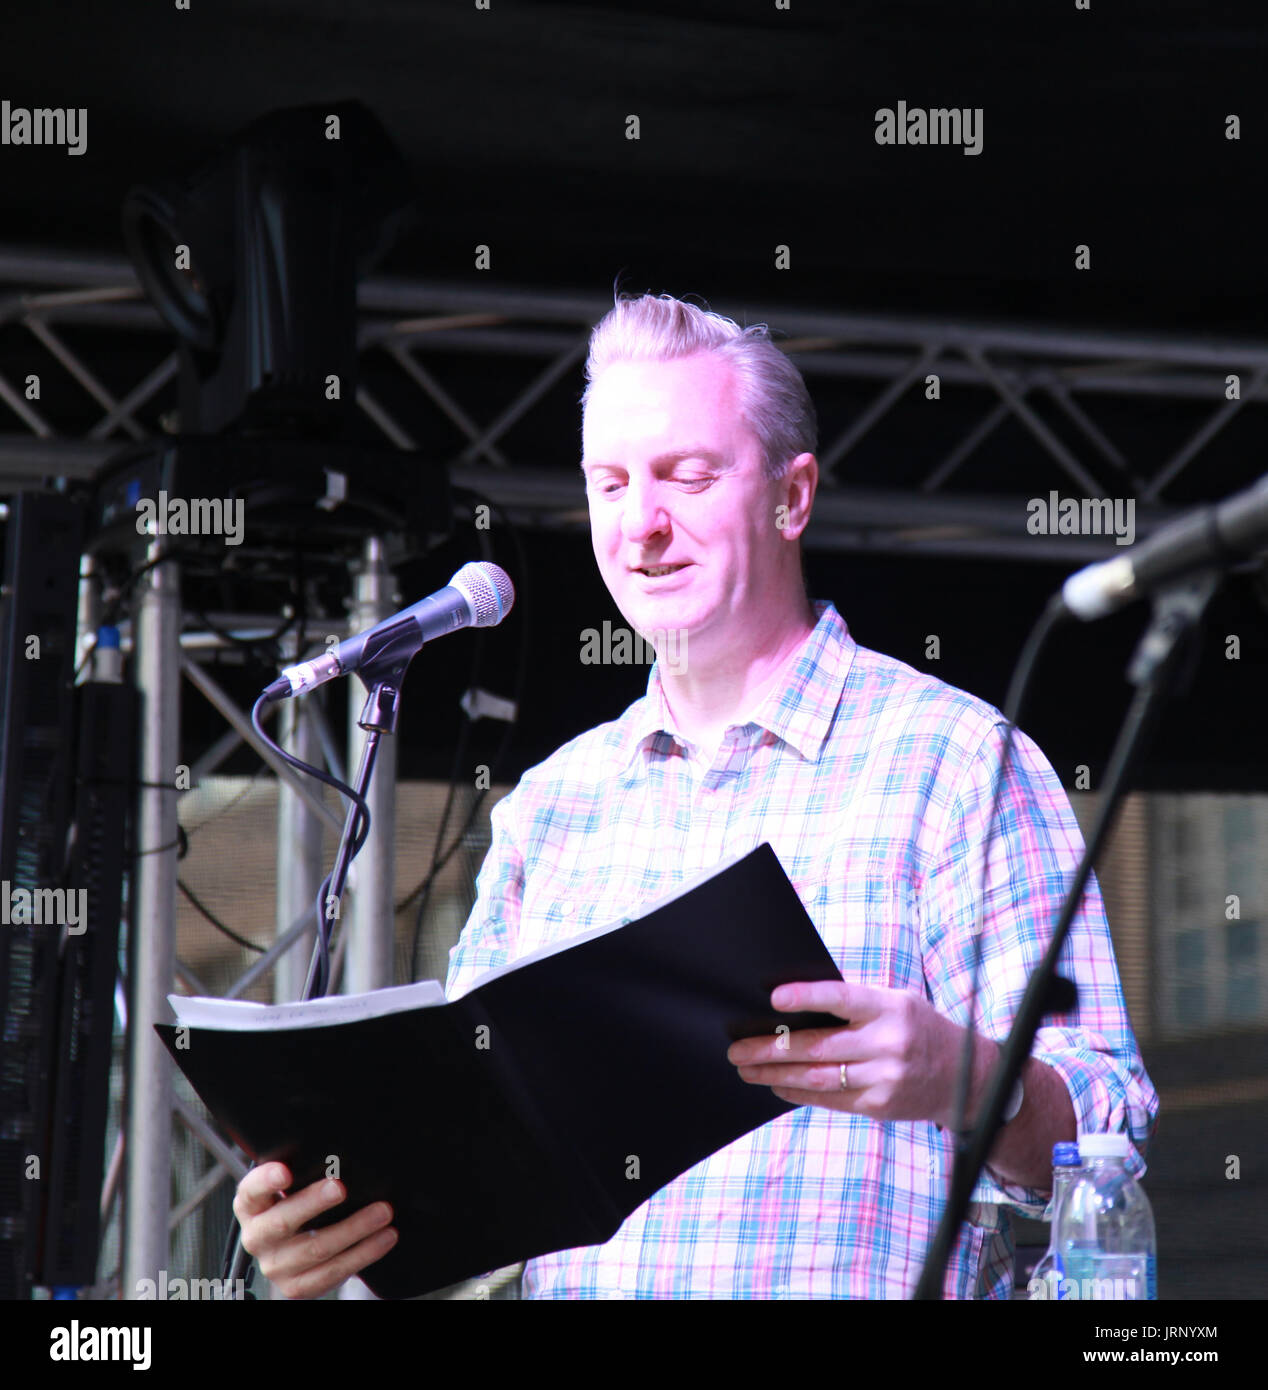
[581, 352, 794, 659]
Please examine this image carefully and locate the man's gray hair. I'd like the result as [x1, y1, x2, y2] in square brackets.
[582, 292, 818, 481]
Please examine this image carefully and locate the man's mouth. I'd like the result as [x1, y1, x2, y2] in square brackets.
[634, 563, 689, 577]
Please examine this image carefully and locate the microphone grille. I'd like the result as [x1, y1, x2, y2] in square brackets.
[450, 561, 515, 627]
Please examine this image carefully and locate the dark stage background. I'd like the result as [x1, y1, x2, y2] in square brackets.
[1, 1, 1264, 1312]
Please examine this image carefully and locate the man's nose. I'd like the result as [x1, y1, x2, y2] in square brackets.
[621, 480, 670, 543]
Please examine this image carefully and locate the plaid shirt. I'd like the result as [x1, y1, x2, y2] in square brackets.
[446, 600, 1158, 1299]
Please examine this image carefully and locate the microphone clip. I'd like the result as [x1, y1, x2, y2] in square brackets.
[355, 668, 406, 735]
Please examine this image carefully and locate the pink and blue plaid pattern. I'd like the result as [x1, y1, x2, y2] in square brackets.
[447, 600, 1158, 1298]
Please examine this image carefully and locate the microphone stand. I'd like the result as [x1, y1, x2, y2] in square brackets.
[914, 571, 1220, 1300]
[301, 672, 403, 999]
[225, 662, 408, 1296]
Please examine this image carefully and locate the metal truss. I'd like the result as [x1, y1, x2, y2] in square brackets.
[72, 539, 403, 1301]
[4, 245, 1268, 563]
[93, 631, 353, 1261]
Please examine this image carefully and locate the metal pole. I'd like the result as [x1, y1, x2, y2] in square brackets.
[339, 537, 397, 1301]
[74, 551, 100, 681]
[275, 635, 325, 1005]
[121, 540, 180, 1300]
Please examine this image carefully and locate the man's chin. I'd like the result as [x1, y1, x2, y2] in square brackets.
[620, 596, 698, 638]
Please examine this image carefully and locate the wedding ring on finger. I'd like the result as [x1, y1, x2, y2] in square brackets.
[839, 1063, 850, 1091]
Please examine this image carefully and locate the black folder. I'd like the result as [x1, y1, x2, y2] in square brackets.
[156, 841, 845, 1298]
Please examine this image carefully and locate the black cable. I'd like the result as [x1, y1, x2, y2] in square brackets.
[250, 691, 371, 998]
[177, 878, 267, 955]
[308, 813, 373, 999]
[180, 762, 270, 840]
[184, 605, 298, 663]
[132, 830, 187, 860]
[219, 1205, 255, 1300]
[250, 691, 370, 819]
[101, 544, 194, 623]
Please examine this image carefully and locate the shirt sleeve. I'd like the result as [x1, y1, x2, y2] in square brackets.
[444, 786, 525, 1000]
[919, 718, 1160, 1217]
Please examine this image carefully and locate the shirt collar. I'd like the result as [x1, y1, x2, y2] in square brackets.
[619, 599, 856, 769]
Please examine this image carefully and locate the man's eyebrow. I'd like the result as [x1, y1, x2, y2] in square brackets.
[580, 449, 728, 474]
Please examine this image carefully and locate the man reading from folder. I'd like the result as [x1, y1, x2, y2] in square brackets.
[235, 292, 1157, 1298]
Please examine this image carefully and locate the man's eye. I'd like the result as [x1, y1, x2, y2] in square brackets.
[589, 476, 708, 494]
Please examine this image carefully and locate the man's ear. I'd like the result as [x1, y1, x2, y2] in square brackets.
[779, 453, 817, 540]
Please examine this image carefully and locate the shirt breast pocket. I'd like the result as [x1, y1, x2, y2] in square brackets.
[794, 856, 924, 992]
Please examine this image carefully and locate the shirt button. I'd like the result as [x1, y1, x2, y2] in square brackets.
[559, 902, 574, 917]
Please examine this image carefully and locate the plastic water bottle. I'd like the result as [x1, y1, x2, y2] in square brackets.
[1056, 1132, 1156, 1300]
[1027, 1141, 1082, 1299]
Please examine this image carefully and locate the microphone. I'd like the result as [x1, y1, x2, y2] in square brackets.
[1060, 472, 1268, 620]
[262, 561, 514, 701]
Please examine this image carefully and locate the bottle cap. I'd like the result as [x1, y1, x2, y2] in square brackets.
[1078, 1132, 1129, 1159]
[1053, 1141, 1081, 1166]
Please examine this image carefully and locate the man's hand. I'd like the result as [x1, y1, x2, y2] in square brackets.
[727, 979, 1077, 1190]
[727, 981, 965, 1126]
[233, 1163, 398, 1300]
